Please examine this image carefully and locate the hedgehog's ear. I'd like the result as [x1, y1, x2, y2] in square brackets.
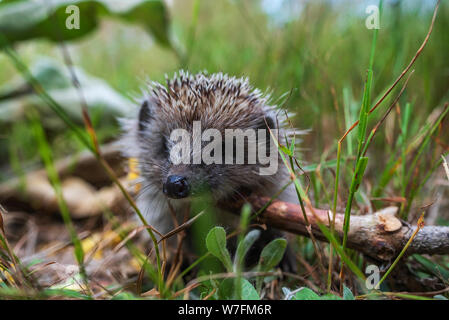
[138, 100, 153, 131]
[257, 115, 276, 130]
[257, 115, 276, 154]
[265, 115, 276, 129]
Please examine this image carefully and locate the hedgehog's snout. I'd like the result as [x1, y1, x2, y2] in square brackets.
[163, 175, 190, 199]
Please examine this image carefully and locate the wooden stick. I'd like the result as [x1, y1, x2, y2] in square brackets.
[221, 195, 449, 262]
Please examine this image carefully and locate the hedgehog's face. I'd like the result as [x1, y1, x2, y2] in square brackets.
[136, 91, 279, 202]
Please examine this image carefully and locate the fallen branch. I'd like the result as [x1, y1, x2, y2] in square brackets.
[0, 142, 125, 217]
[221, 195, 449, 262]
[0, 142, 123, 197]
[3, 146, 448, 262]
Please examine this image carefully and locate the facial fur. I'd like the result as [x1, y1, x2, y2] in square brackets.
[119, 71, 296, 233]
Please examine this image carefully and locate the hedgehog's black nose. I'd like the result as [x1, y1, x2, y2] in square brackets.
[163, 175, 190, 199]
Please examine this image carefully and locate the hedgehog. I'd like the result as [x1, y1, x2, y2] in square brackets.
[119, 71, 299, 269]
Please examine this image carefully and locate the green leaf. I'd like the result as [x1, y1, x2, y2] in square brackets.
[291, 288, 343, 300]
[412, 254, 449, 280]
[234, 229, 261, 270]
[112, 292, 141, 300]
[302, 159, 338, 172]
[239, 203, 252, 232]
[350, 157, 369, 193]
[218, 278, 260, 300]
[258, 238, 287, 272]
[289, 135, 295, 154]
[278, 144, 292, 156]
[205, 227, 232, 271]
[343, 285, 355, 300]
[0, 0, 171, 48]
[43, 288, 91, 299]
[315, 217, 365, 280]
[320, 293, 342, 300]
[240, 279, 260, 300]
[293, 288, 320, 300]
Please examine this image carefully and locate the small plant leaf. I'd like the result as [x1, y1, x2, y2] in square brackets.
[320, 293, 342, 300]
[293, 288, 320, 300]
[278, 144, 292, 156]
[218, 278, 260, 300]
[206, 227, 232, 271]
[234, 229, 261, 270]
[258, 238, 287, 272]
[343, 285, 355, 300]
[289, 135, 296, 154]
[412, 254, 449, 280]
[240, 279, 260, 300]
[217, 279, 232, 300]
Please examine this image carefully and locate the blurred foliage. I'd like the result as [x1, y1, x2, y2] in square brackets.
[0, 0, 449, 299]
[0, 57, 135, 125]
[2, 0, 447, 166]
[0, 0, 171, 47]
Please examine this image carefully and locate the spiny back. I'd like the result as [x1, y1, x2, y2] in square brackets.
[145, 71, 273, 130]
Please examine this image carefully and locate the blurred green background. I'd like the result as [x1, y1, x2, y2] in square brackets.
[1, 0, 448, 202]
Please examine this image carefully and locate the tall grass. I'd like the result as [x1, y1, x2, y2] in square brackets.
[29, 110, 89, 289]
